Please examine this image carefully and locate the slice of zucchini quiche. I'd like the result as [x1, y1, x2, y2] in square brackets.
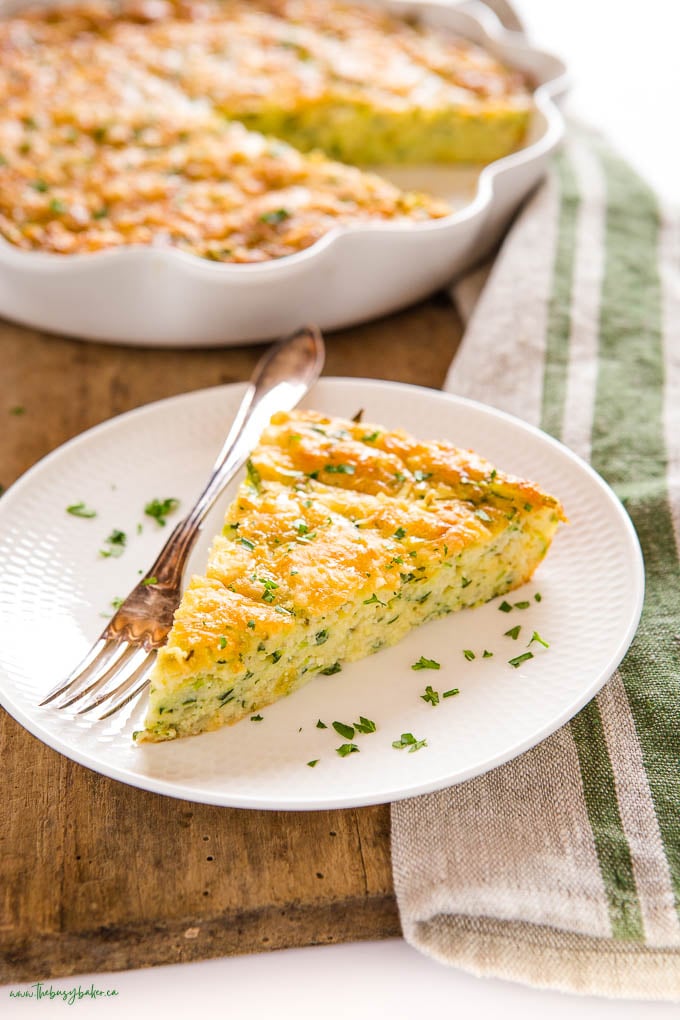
[138, 410, 565, 742]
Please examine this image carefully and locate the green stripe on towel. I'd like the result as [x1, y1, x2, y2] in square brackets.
[592, 146, 680, 917]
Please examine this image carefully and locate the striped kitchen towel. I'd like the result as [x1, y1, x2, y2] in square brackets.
[390, 131, 680, 999]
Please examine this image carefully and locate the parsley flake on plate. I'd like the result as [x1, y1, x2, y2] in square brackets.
[420, 685, 439, 706]
[144, 497, 180, 527]
[333, 721, 355, 740]
[392, 732, 427, 753]
[354, 716, 376, 733]
[411, 656, 440, 671]
[99, 529, 127, 558]
[66, 501, 97, 519]
[509, 651, 534, 669]
[336, 743, 359, 757]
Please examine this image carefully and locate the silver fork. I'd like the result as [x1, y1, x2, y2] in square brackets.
[40, 325, 325, 720]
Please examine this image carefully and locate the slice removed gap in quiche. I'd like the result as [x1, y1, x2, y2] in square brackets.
[136, 409, 566, 742]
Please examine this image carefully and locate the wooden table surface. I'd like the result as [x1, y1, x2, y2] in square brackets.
[0, 294, 462, 982]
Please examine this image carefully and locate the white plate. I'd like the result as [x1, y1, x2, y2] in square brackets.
[0, 379, 643, 809]
[0, 0, 567, 346]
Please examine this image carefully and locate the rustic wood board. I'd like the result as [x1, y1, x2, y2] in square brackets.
[0, 294, 462, 983]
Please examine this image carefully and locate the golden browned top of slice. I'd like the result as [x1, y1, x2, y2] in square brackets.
[158, 410, 565, 680]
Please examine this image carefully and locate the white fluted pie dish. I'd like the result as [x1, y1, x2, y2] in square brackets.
[0, 0, 567, 346]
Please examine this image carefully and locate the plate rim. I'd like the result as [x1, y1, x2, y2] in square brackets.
[0, 377, 645, 809]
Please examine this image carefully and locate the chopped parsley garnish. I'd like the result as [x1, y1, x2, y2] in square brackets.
[93, 206, 109, 220]
[412, 656, 440, 671]
[31, 179, 49, 192]
[142, 576, 158, 586]
[354, 716, 376, 733]
[463, 649, 475, 661]
[49, 198, 66, 214]
[324, 463, 355, 475]
[392, 732, 427, 753]
[421, 685, 439, 706]
[260, 208, 290, 225]
[483, 650, 494, 658]
[461, 577, 472, 588]
[314, 630, 329, 646]
[250, 714, 264, 722]
[442, 688, 460, 699]
[393, 527, 407, 540]
[498, 601, 513, 613]
[307, 759, 319, 768]
[66, 501, 97, 518]
[336, 743, 359, 757]
[247, 620, 256, 629]
[269, 650, 282, 664]
[294, 520, 310, 536]
[534, 592, 542, 602]
[218, 636, 227, 649]
[259, 577, 279, 603]
[363, 593, 385, 606]
[238, 537, 256, 550]
[509, 651, 534, 669]
[362, 431, 380, 442]
[394, 472, 406, 484]
[144, 497, 180, 527]
[111, 596, 124, 610]
[100, 529, 127, 558]
[528, 631, 550, 649]
[319, 662, 342, 675]
[504, 625, 522, 640]
[316, 719, 328, 729]
[333, 721, 355, 740]
[514, 601, 531, 610]
[10, 406, 25, 416]
[246, 459, 261, 492]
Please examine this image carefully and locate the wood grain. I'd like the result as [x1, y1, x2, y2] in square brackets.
[0, 293, 462, 983]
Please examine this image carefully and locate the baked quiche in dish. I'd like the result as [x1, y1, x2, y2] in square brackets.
[138, 410, 565, 742]
[0, 0, 531, 261]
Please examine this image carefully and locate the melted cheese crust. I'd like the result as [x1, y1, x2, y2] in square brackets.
[139, 410, 565, 741]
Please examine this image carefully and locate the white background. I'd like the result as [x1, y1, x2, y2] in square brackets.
[5, 0, 680, 1015]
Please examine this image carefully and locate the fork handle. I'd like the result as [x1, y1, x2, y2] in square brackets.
[143, 325, 324, 589]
